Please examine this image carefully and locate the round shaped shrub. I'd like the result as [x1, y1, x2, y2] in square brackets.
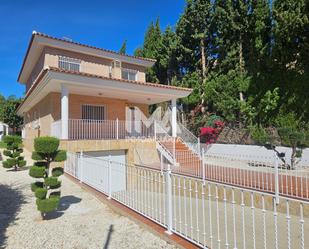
[52, 167, 64, 177]
[35, 188, 47, 199]
[18, 160, 27, 167]
[36, 197, 60, 213]
[3, 135, 22, 145]
[3, 150, 12, 157]
[6, 158, 17, 167]
[2, 161, 12, 168]
[32, 151, 44, 161]
[44, 177, 61, 188]
[34, 137, 59, 154]
[54, 150, 67, 162]
[31, 182, 44, 192]
[29, 166, 45, 178]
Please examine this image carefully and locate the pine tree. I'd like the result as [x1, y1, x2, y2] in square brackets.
[134, 18, 163, 83]
[272, 0, 309, 120]
[119, 40, 127, 55]
[176, 0, 214, 109]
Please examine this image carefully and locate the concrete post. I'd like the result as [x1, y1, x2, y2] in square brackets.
[171, 99, 177, 138]
[108, 155, 112, 199]
[61, 84, 69, 139]
[274, 153, 280, 204]
[80, 150, 83, 182]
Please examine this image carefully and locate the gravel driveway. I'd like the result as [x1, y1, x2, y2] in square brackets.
[0, 161, 178, 249]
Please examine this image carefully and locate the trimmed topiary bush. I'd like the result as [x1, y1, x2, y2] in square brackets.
[2, 135, 26, 171]
[29, 166, 46, 178]
[29, 136, 66, 218]
[35, 188, 48, 199]
[36, 197, 60, 213]
[44, 177, 61, 188]
[3, 150, 12, 157]
[31, 182, 44, 192]
[52, 167, 64, 177]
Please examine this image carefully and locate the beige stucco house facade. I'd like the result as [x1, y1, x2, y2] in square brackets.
[17, 32, 192, 165]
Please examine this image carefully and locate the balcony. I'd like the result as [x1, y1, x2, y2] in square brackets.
[51, 119, 155, 140]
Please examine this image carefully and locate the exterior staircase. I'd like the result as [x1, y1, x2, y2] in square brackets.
[158, 138, 202, 170]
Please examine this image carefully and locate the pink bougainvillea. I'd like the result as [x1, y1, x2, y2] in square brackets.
[200, 120, 225, 144]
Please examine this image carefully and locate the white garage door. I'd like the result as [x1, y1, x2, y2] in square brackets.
[82, 150, 126, 194]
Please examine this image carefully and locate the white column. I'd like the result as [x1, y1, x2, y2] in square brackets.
[61, 84, 69, 139]
[171, 98, 177, 137]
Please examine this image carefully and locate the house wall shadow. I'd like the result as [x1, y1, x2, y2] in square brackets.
[0, 184, 25, 249]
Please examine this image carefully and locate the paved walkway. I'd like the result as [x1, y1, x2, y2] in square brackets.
[0, 161, 177, 249]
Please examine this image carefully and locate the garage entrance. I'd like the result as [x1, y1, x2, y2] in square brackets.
[81, 150, 126, 194]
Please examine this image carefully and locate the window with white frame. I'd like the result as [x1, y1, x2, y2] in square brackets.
[121, 68, 137, 81]
[58, 56, 81, 72]
[82, 104, 106, 120]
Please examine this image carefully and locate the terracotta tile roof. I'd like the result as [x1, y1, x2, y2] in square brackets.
[35, 32, 156, 63]
[17, 67, 192, 113]
[48, 67, 192, 92]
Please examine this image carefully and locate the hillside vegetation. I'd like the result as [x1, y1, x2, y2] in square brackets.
[134, 0, 309, 143]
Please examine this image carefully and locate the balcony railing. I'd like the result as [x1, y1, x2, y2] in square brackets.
[51, 119, 155, 140]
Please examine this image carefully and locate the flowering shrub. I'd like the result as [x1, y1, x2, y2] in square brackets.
[200, 120, 225, 144]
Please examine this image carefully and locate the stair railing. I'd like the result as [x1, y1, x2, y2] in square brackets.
[177, 122, 201, 156]
[154, 120, 178, 166]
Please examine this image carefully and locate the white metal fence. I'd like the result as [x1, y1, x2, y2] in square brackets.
[52, 119, 156, 140]
[134, 144, 309, 203]
[65, 152, 309, 249]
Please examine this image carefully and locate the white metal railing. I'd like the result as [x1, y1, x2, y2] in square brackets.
[52, 119, 155, 140]
[132, 146, 309, 201]
[177, 122, 201, 156]
[65, 152, 309, 249]
[203, 151, 309, 201]
[51, 119, 62, 138]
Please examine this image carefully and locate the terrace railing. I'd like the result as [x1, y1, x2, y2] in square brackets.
[51, 119, 155, 140]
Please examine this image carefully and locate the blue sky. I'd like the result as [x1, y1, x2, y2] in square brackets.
[0, 0, 185, 98]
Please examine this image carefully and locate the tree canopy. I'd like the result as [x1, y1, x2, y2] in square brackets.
[0, 95, 23, 131]
[135, 0, 309, 132]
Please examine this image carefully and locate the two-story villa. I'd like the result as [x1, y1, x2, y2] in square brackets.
[17, 31, 192, 167]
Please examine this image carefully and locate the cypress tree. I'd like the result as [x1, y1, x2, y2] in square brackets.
[119, 40, 127, 55]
